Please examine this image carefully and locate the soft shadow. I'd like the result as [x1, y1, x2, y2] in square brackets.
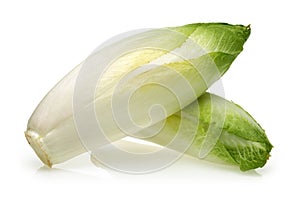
[35, 166, 106, 181]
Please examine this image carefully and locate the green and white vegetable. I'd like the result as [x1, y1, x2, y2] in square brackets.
[25, 23, 263, 171]
[145, 93, 272, 171]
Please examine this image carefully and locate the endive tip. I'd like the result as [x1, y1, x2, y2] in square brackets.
[25, 130, 52, 167]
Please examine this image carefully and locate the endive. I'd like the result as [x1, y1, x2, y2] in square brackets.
[92, 93, 272, 172]
[25, 23, 251, 167]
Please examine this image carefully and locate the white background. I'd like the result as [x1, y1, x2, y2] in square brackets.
[1, 0, 299, 199]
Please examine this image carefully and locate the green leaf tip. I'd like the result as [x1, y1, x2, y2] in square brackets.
[199, 93, 273, 171]
[168, 22, 251, 44]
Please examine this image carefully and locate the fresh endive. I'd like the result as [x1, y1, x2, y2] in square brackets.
[92, 92, 272, 172]
[25, 23, 251, 168]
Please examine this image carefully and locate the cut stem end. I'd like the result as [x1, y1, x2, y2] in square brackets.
[25, 130, 52, 167]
